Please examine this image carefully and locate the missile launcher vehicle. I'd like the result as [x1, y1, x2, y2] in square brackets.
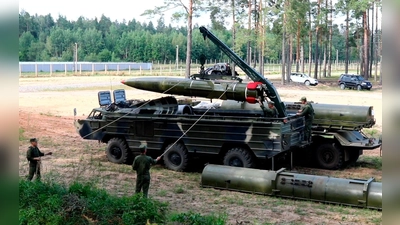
[75, 26, 381, 170]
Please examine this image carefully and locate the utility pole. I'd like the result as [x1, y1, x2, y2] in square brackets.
[75, 43, 78, 74]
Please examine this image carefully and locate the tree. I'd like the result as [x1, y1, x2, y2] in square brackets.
[19, 31, 35, 61]
[142, 0, 205, 78]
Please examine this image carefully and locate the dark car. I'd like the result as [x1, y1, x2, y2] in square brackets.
[338, 74, 372, 91]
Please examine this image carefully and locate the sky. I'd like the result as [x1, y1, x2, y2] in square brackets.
[19, 0, 211, 27]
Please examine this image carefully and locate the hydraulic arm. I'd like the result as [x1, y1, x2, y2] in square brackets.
[199, 26, 287, 117]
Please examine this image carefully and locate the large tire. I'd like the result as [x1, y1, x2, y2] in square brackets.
[304, 80, 310, 86]
[357, 85, 362, 91]
[340, 83, 345, 90]
[223, 147, 256, 168]
[163, 143, 189, 171]
[315, 143, 343, 170]
[106, 138, 130, 164]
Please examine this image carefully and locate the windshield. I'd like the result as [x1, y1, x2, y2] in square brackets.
[356, 76, 365, 81]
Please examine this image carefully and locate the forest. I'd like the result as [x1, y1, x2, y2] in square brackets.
[19, 0, 381, 79]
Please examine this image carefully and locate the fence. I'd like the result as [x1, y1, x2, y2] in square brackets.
[19, 62, 152, 76]
[19, 60, 381, 79]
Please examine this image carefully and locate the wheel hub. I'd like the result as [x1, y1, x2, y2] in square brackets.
[111, 146, 122, 159]
[229, 157, 243, 167]
[169, 152, 182, 166]
[322, 151, 334, 163]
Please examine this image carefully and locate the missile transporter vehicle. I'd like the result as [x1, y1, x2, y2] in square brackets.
[75, 88, 306, 171]
[75, 26, 381, 170]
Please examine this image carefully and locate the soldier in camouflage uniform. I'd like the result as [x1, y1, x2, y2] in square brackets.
[258, 98, 278, 118]
[26, 138, 52, 181]
[296, 97, 314, 142]
[132, 144, 161, 197]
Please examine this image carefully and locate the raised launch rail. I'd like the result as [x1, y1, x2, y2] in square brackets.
[199, 26, 287, 117]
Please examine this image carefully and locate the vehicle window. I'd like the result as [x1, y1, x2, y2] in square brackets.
[356, 76, 365, 81]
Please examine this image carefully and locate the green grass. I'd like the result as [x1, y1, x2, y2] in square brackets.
[363, 128, 382, 139]
[19, 179, 168, 225]
[19, 178, 231, 225]
[19, 128, 27, 141]
[174, 185, 185, 194]
[357, 155, 382, 170]
[168, 211, 227, 225]
[39, 111, 61, 117]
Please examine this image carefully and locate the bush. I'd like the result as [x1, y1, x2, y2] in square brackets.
[19, 179, 168, 225]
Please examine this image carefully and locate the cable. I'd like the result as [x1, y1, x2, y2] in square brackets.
[159, 79, 241, 157]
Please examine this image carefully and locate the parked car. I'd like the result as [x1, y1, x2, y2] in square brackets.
[290, 73, 318, 86]
[338, 74, 372, 91]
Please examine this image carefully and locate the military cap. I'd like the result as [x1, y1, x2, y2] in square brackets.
[139, 144, 147, 149]
[267, 101, 275, 105]
[300, 96, 307, 102]
[30, 138, 37, 142]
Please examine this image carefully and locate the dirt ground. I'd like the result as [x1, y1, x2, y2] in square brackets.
[19, 75, 382, 224]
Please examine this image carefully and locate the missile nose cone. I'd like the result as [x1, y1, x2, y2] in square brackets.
[121, 80, 125, 84]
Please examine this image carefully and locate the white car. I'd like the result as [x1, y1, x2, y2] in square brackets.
[290, 73, 318, 86]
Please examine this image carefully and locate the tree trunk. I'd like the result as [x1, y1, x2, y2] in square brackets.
[301, 43, 305, 73]
[247, 0, 252, 65]
[281, 30, 286, 84]
[363, 11, 369, 79]
[370, 3, 374, 79]
[374, 0, 379, 81]
[296, 19, 301, 72]
[345, 9, 349, 74]
[231, 0, 236, 77]
[327, 0, 332, 77]
[308, 7, 312, 76]
[184, 0, 193, 78]
[323, 45, 327, 77]
[314, 0, 321, 79]
[286, 34, 292, 82]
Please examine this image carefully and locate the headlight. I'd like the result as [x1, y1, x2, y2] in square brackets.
[362, 82, 366, 85]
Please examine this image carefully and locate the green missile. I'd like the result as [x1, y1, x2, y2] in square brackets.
[121, 77, 265, 104]
[201, 164, 382, 210]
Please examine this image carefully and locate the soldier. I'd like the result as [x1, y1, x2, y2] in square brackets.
[132, 144, 161, 198]
[258, 98, 278, 118]
[26, 138, 52, 181]
[296, 96, 314, 142]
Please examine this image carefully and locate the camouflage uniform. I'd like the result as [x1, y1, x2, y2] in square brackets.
[260, 101, 278, 118]
[26, 145, 44, 181]
[132, 150, 157, 198]
[298, 98, 314, 142]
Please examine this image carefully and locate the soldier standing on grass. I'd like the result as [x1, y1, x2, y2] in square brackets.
[296, 97, 314, 143]
[26, 138, 52, 181]
[132, 144, 161, 198]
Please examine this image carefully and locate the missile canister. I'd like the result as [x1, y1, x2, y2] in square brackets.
[285, 102, 376, 130]
[122, 77, 265, 104]
[201, 164, 382, 210]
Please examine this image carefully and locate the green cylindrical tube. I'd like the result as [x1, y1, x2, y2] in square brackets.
[201, 164, 382, 210]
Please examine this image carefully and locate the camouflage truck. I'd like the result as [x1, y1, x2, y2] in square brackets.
[75, 89, 306, 171]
